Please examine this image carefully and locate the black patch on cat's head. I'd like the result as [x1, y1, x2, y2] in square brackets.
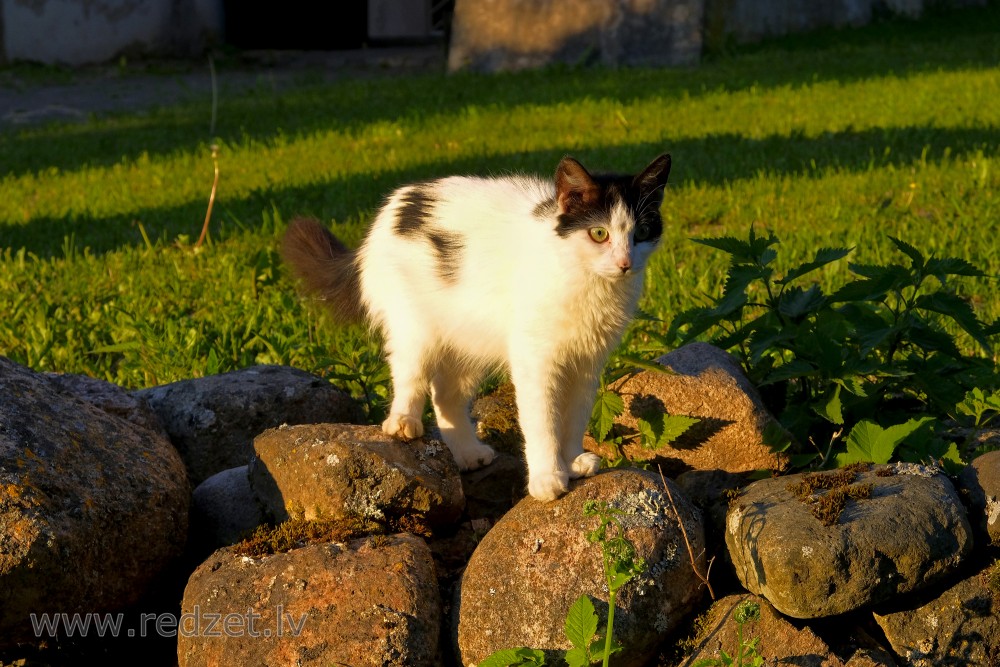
[426, 229, 464, 284]
[395, 182, 436, 236]
[553, 154, 671, 243]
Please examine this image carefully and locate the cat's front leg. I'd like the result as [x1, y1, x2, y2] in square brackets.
[560, 374, 602, 480]
[509, 354, 570, 501]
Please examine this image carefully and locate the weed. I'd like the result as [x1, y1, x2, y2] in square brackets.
[477, 501, 646, 667]
[667, 227, 999, 472]
[692, 598, 765, 667]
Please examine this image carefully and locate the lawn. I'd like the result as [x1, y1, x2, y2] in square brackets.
[1, 5, 997, 422]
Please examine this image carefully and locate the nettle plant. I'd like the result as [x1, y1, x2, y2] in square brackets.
[666, 226, 1000, 471]
[479, 501, 646, 667]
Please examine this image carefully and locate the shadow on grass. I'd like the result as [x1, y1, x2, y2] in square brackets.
[3, 122, 997, 258]
[0, 4, 998, 178]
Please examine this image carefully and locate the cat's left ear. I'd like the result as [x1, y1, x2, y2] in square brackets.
[634, 153, 672, 203]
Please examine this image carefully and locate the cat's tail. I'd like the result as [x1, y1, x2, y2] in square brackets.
[281, 218, 366, 324]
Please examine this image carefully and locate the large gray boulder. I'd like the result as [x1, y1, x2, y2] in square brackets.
[874, 561, 999, 667]
[726, 463, 973, 618]
[454, 468, 706, 666]
[0, 357, 189, 648]
[134, 365, 364, 485]
[957, 449, 1000, 547]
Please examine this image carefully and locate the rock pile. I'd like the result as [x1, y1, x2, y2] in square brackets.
[0, 345, 997, 665]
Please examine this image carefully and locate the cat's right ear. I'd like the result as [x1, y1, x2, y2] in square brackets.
[555, 156, 599, 214]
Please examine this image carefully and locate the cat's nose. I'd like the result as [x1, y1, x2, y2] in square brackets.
[618, 259, 632, 274]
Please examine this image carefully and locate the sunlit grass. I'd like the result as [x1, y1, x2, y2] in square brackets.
[0, 5, 998, 397]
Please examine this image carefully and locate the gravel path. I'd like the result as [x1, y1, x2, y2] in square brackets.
[0, 46, 444, 129]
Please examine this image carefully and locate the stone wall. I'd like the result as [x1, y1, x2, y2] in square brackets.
[0, 0, 223, 65]
[449, 0, 989, 72]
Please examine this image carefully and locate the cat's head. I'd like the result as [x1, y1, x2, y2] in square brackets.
[552, 154, 671, 280]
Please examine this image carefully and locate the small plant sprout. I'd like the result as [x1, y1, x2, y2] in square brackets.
[477, 501, 646, 667]
[693, 598, 764, 667]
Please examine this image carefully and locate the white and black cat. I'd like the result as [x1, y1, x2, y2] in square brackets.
[283, 153, 671, 500]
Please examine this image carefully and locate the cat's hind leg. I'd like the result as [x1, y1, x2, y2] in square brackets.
[430, 367, 496, 471]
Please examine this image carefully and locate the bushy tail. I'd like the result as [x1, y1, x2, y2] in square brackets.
[281, 218, 365, 324]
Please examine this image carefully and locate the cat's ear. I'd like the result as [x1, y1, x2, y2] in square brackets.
[555, 156, 599, 213]
[634, 153, 672, 203]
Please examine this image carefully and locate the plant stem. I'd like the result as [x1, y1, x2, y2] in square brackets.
[603, 590, 616, 667]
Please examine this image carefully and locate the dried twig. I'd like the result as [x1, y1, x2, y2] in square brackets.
[195, 56, 219, 250]
[659, 465, 715, 600]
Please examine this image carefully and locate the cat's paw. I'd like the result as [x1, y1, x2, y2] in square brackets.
[569, 452, 602, 479]
[527, 469, 570, 501]
[382, 413, 424, 441]
[449, 441, 497, 471]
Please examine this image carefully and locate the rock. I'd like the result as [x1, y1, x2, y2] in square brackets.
[726, 463, 973, 618]
[454, 468, 706, 667]
[249, 423, 465, 529]
[585, 343, 791, 476]
[874, 561, 1000, 667]
[0, 356, 189, 648]
[448, 0, 703, 73]
[190, 466, 266, 555]
[677, 593, 897, 667]
[460, 451, 528, 520]
[957, 449, 1000, 547]
[134, 365, 365, 485]
[45, 370, 167, 436]
[471, 382, 524, 456]
[178, 534, 441, 667]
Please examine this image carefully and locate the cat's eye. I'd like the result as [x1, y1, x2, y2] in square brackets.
[588, 227, 609, 243]
[635, 224, 651, 242]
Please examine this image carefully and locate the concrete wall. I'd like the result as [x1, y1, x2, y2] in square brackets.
[0, 0, 223, 65]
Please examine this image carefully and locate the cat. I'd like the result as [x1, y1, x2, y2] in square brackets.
[282, 153, 671, 501]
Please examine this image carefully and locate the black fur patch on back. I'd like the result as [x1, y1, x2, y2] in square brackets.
[426, 230, 464, 284]
[555, 174, 663, 244]
[394, 183, 436, 236]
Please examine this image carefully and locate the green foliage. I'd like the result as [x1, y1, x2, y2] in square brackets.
[478, 502, 645, 667]
[692, 599, 765, 667]
[588, 380, 700, 468]
[668, 226, 999, 469]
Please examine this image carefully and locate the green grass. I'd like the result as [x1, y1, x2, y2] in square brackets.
[1, 6, 998, 401]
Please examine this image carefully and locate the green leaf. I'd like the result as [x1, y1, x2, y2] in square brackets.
[914, 292, 991, 353]
[563, 647, 589, 667]
[777, 246, 853, 285]
[564, 595, 599, 651]
[659, 414, 700, 443]
[691, 235, 753, 260]
[590, 390, 624, 443]
[839, 417, 933, 465]
[477, 647, 547, 667]
[888, 236, 925, 270]
[924, 256, 986, 281]
[637, 418, 659, 449]
[814, 384, 844, 424]
[778, 284, 827, 319]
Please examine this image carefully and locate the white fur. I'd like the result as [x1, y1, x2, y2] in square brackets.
[357, 174, 658, 500]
